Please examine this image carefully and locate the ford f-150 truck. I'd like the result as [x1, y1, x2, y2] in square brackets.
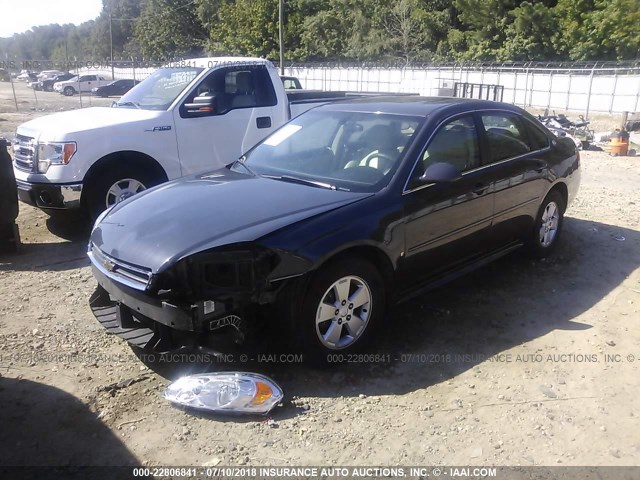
[13, 57, 372, 219]
[53, 74, 110, 96]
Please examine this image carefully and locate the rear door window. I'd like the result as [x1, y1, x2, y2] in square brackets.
[480, 113, 531, 163]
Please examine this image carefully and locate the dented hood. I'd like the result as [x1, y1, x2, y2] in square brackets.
[90, 169, 371, 273]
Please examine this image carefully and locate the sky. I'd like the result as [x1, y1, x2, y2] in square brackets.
[0, 0, 103, 38]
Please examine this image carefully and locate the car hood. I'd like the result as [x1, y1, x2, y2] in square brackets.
[17, 107, 163, 140]
[91, 169, 372, 273]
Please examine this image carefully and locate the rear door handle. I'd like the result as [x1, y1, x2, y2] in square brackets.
[256, 116, 272, 129]
[473, 182, 488, 195]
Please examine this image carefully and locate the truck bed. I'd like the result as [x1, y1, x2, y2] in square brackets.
[287, 90, 417, 118]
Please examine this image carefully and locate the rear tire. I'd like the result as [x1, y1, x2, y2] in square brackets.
[525, 190, 565, 259]
[286, 257, 386, 363]
[85, 164, 163, 220]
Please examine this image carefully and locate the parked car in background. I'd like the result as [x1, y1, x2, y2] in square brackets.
[16, 70, 35, 81]
[53, 74, 110, 96]
[88, 97, 580, 360]
[37, 70, 64, 81]
[91, 79, 140, 97]
[29, 71, 65, 89]
[281, 75, 303, 89]
[40, 72, 75, 92]
[0, 69, 10, 82]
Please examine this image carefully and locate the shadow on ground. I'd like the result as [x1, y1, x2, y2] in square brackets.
[0, 377, 140, 476]
[136, 217, 640, 408]
[0, 214, 90, 272]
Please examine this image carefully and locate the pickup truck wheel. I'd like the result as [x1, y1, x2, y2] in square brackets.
[289, 258, 386, 363]
[86, 167, 158, 220]
[63, 87, 75, 96]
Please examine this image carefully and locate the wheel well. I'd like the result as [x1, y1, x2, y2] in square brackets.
[548, 182, 568, 211]
[82, 151, 168, 207]
[319, 246, 395, 290]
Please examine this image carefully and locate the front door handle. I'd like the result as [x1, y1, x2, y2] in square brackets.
[256, 116, 272, 129]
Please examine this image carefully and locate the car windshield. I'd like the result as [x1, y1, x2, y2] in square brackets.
[115, 67, 203, 110]
[235, 110, 422, 193]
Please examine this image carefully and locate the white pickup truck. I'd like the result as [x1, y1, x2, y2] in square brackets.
[53, 74, 111, 96]
[14, 57, 369, 219]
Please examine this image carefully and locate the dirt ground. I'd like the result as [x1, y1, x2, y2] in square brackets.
[1, 81, 640, 469]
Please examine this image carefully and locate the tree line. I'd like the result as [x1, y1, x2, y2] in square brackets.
[1, 0, 638, 65]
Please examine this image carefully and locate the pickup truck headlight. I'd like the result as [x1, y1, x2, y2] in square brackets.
[36, 142, 77, 173]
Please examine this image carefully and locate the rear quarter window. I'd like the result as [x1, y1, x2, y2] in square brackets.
[524, 119, 551, 151]
[481, 113, 531, 163]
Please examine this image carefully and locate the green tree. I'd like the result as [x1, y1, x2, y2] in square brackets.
[500, 2, 559, 60]
[135, 0, 207, 58]
[579, 0, 640, 60]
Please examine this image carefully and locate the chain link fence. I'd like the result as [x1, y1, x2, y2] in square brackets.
[6, 59, 640, 116]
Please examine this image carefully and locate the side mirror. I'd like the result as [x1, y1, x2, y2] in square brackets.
[184, 94, 217, 116]
[421, 162, 462, 183]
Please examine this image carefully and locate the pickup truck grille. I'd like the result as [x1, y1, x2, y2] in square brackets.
[13, 134, 36, 172]
[90, 244, 152, 291]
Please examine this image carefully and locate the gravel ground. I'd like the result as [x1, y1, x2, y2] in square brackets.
[1, 81, 640, 469]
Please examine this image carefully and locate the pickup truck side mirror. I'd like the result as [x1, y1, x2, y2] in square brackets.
[184, 94, 217, 117]
[420, 162, 463, 183]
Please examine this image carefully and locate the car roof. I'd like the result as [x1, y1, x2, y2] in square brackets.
[318, 96, 525, 118]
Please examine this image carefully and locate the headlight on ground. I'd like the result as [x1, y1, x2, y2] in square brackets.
[37, 142, 77, 173]
[164, 372, 283, 414]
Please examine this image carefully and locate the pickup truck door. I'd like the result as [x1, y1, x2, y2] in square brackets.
[78, 75, 101, 92]
[173, 65, 283, 175]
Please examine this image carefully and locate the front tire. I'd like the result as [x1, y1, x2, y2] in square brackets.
[289, 258, 386, 362]
[63, 86, 75, 96]
[526, 190, 565, 258]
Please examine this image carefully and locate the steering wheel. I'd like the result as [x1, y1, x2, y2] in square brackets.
[336, 165, 385, 183]
[360, 150, 395, 173]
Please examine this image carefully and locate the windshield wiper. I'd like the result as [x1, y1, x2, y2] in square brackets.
[263, 174, 336, 190]
[234, 155, 257, 176]
[115, 101, 141, 109]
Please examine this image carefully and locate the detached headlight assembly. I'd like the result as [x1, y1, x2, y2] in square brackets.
[37, 141, 76, 173]
[164, 372, 284, 414]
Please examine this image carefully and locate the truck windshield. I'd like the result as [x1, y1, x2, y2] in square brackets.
[236, 110, 422, 193]
[115, 67, 203, 110]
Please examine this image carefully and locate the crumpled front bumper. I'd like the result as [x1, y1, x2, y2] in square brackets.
[89, 254, 248, 353]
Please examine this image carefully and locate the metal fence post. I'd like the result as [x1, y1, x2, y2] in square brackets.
[609, 71, 618, 114]
[524, 66, 530, 107]
[585, 63, 596, 119]
[547, 71, 553, 111]
[528, 68, 534, 107]
[9, 74, 18, 112]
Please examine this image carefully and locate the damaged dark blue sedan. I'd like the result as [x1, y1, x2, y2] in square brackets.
[88, 97, 580, 361]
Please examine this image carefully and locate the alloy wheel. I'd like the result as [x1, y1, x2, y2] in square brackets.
[539, 200, 560, 247]
[315, 275, 372, 350]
